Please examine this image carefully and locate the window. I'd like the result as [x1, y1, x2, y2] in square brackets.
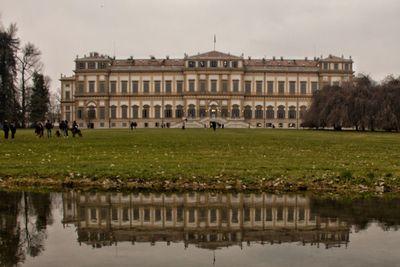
[121, 105, 128, 119]
[188, 61, 195, 67]
[154, 105, 161, 119]
[88, 81, 95, 93]
[210, 60, 218, 67]
[188, 104, 196, 118]
[143, 81, 149, 94]
[88, 62, 96, 69]
[221, 106, 228, 118]
[267, 81, 274, 95]
[77, 62, 85, 70]
[344, 63, 349, 71]
[245, 81, 252, 94]
[223, 61, 229, 67]
[289, 81, 296, 95]
[176, 105, 183, 118]
[323, 62, 329, 70]
[78, 82, 84, 94]
[77, 108, 84, 119]
[266, 106, 274, 119]
[232, 61, 238, 68]
[311, 82, 318, 93]
[300, 81, 307, 95]
[99, 107, 105, 120]
[132, 105, 139, 119]
[278, 81, 285, 95]
[65, 91, 71, 100]
[255, 105, 263, 119]
[244, 105, 252, 119]
[231, 105, 240, 118]
[199, 61, 206, 67]
[99, 81, 106, 93]
[121, 81, 128, 94]
[211, 80, 217, 93]
[334, 63, 339, 70]
[300, 106, 307, 119]
[132, 81, 138, 94]
[165, 80, 172, 94]
[154, 80, 161, 93]
[222, 80, 228, 93]
[164, 105, 172, 118]
[199, 80, 206, 93]
[87, 106, 96, 120]
[98, 62, 107, 69]
[256, 81, 263, 95]
[188, 80, 195, 92]
[176, 81, 183, 94]
[199, 106, 206, 118]
[277, 105, 285, 119]
[110, 81, 116, 94]
[110, 106, 117, 119]
[288, 106, 296, 119]
[233, 80, 239, 92]
[142, 105, 149, 119]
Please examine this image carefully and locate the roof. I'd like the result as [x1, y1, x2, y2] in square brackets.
[244, 59, 319, 68]
[320, 55, 353, 62]
[112, 59, 184, 67]
[188, 50, 242, 60]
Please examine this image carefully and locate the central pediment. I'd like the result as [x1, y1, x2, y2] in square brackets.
[188, 51, 242, 60]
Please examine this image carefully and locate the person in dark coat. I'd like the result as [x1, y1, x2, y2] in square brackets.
[10, 121, 16, 139]
[45, 120, 53, 138]
[3, 120, 10, 139]
[35, 122, 44, 138]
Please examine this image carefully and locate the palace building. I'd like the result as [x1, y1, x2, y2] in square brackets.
[60, 50, 354, 128]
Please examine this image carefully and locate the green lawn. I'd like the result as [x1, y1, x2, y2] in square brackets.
[0, 128, 399, 187]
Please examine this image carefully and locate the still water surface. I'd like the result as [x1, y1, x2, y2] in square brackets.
[1, 191, 400, 267]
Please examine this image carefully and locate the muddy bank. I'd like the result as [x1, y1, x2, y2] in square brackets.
[0, 176, 398, 195]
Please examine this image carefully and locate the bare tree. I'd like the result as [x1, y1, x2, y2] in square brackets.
[17, 43, 42, 127]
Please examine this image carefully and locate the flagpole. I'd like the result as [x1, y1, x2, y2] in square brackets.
[214, 34, 216, 51]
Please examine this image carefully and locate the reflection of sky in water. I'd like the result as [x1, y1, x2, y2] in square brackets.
[5, 193, 400, 267]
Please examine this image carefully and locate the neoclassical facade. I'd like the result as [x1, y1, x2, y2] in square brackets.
[60, 50, 354, 128]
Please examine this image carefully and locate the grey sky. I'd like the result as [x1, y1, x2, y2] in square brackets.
[1, 0, 399, 91]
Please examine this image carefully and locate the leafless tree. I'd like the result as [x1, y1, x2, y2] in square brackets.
[16, 43, 42, 127]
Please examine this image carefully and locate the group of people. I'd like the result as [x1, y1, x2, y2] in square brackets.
[34, 120, 82, 138]
[2, 120, 17, 139]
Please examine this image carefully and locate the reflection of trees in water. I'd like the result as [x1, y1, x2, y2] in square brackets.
[0, 191, 53, 266]
[310, 197, 400, 231]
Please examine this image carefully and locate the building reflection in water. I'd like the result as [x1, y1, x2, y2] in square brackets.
[62, 192, 349, 250]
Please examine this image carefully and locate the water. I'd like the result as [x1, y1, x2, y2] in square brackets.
[1, 191, 400, 267]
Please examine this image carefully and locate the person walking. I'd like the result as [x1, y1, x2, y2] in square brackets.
[10, 121, 16, 139]
[3, 120, 10, 139]
[130, 121, 134, 131]
[45, 120, 53, 138]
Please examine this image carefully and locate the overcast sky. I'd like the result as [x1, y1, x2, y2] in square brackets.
[1, 0, 399, 91]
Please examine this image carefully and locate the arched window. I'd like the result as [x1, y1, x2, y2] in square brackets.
[300, 105, 307, 119]
[221, 106, 228, 118]
[255, 105, 263, 119]
[244, 105, 252, 120]
[154, 105, 161, 119]
[266, 106, 274, 119]
[277, 105, 285, 119]
[288, 106, 296, 119]
[231, 105, 240, 118]
[142, 105, 150, 119]
[176, 105, 183, 118]
[110, 105, 117, 119]
[188, 104, 196, 118]
[87, 106, 96, 120]
[132, 105, 139, 119]
[121, 105, 128, 119]
[164, 104, 172, 118]
[199, 106, 206, 118]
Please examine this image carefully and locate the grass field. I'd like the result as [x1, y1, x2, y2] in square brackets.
[0, 128, 399, 190]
